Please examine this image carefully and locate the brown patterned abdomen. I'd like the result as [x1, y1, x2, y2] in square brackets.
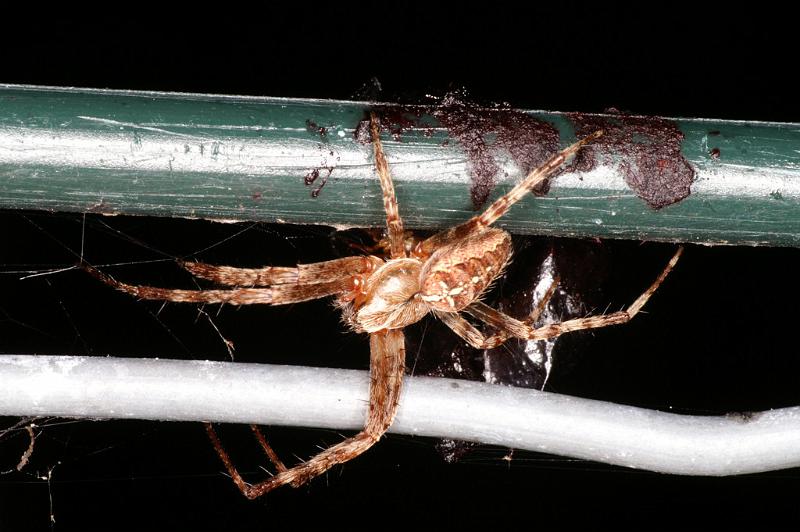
[419, 228, 512, 312]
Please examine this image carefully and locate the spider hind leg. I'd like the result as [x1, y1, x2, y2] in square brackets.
[205, 329, 406, 497]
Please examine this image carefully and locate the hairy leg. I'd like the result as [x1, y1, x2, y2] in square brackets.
[206, 328, 406, 498]
[440, 247, 682, 349]
[476, 130, 602, 227]
[179, 256, 380, 287]
[412, 131, 602, 260]
[370, 112, 406, 260]
[82, 264, 355, 306]
[479, 274, 561, 347]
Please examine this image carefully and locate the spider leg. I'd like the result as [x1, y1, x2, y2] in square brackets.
[202, 423, 291, 478]
[412, 131, 602, 260]
[206, 328, 405, 498]
[525, 273, 561, 326]
[82, 264, 354, 306]
[250, 425, 288, 474]
[476, 130, 602, 228]
[441, 247, 682, 349]
[178, 256, 379, 287]
[370, 112, 406, 260]
[436, 311, 498, 350]
[445, 274, 561, 348]
[460, 277, 560, 345]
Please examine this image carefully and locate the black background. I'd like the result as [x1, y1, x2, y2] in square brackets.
[2, 3, 800, 530]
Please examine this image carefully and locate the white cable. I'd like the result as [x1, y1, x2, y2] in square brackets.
[1, 354, 797, 476]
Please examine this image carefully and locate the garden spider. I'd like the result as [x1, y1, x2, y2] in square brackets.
[84, 112, 682, 498]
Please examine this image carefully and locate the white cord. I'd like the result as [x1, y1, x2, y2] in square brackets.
[1, 354, 797, 476]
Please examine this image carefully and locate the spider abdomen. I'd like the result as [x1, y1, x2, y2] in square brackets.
[419, 228, 512, 312]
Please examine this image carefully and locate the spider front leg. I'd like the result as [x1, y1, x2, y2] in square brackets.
[370, 111, 406, 260]
[179, 256, 378, 287]
[412, 130, 603, 260]
[439, 246, 683, 349]
[82, 256, 381, 306]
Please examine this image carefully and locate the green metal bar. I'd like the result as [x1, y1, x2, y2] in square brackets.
[1, 84, 799, 247]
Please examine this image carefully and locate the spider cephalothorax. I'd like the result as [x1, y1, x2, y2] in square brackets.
[84, 111, 681, 498]
[345, 226, 512, 332]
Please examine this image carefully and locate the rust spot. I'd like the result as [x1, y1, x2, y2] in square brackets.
[710, 147, 721, 159]
[304, 168, 320, 185]
[354, 119, 372, 144]
[251, 190, 262, 200]
[569, 112, 695, 209]
[370, 105, 431, 141]
[305, 119, 328, 139]
[432, 93, 560, 207]
[302, 141, 340, 197]
[362, 91, 561, 209]
[304, 167, 333, 198]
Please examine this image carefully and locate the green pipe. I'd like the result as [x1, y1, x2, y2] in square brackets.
[1, 84, 799, 247]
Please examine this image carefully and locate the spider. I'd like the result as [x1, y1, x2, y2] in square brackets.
[83, 112, 682, 498]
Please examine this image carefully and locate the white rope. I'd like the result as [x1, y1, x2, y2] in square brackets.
[1, 354, 798, 476]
